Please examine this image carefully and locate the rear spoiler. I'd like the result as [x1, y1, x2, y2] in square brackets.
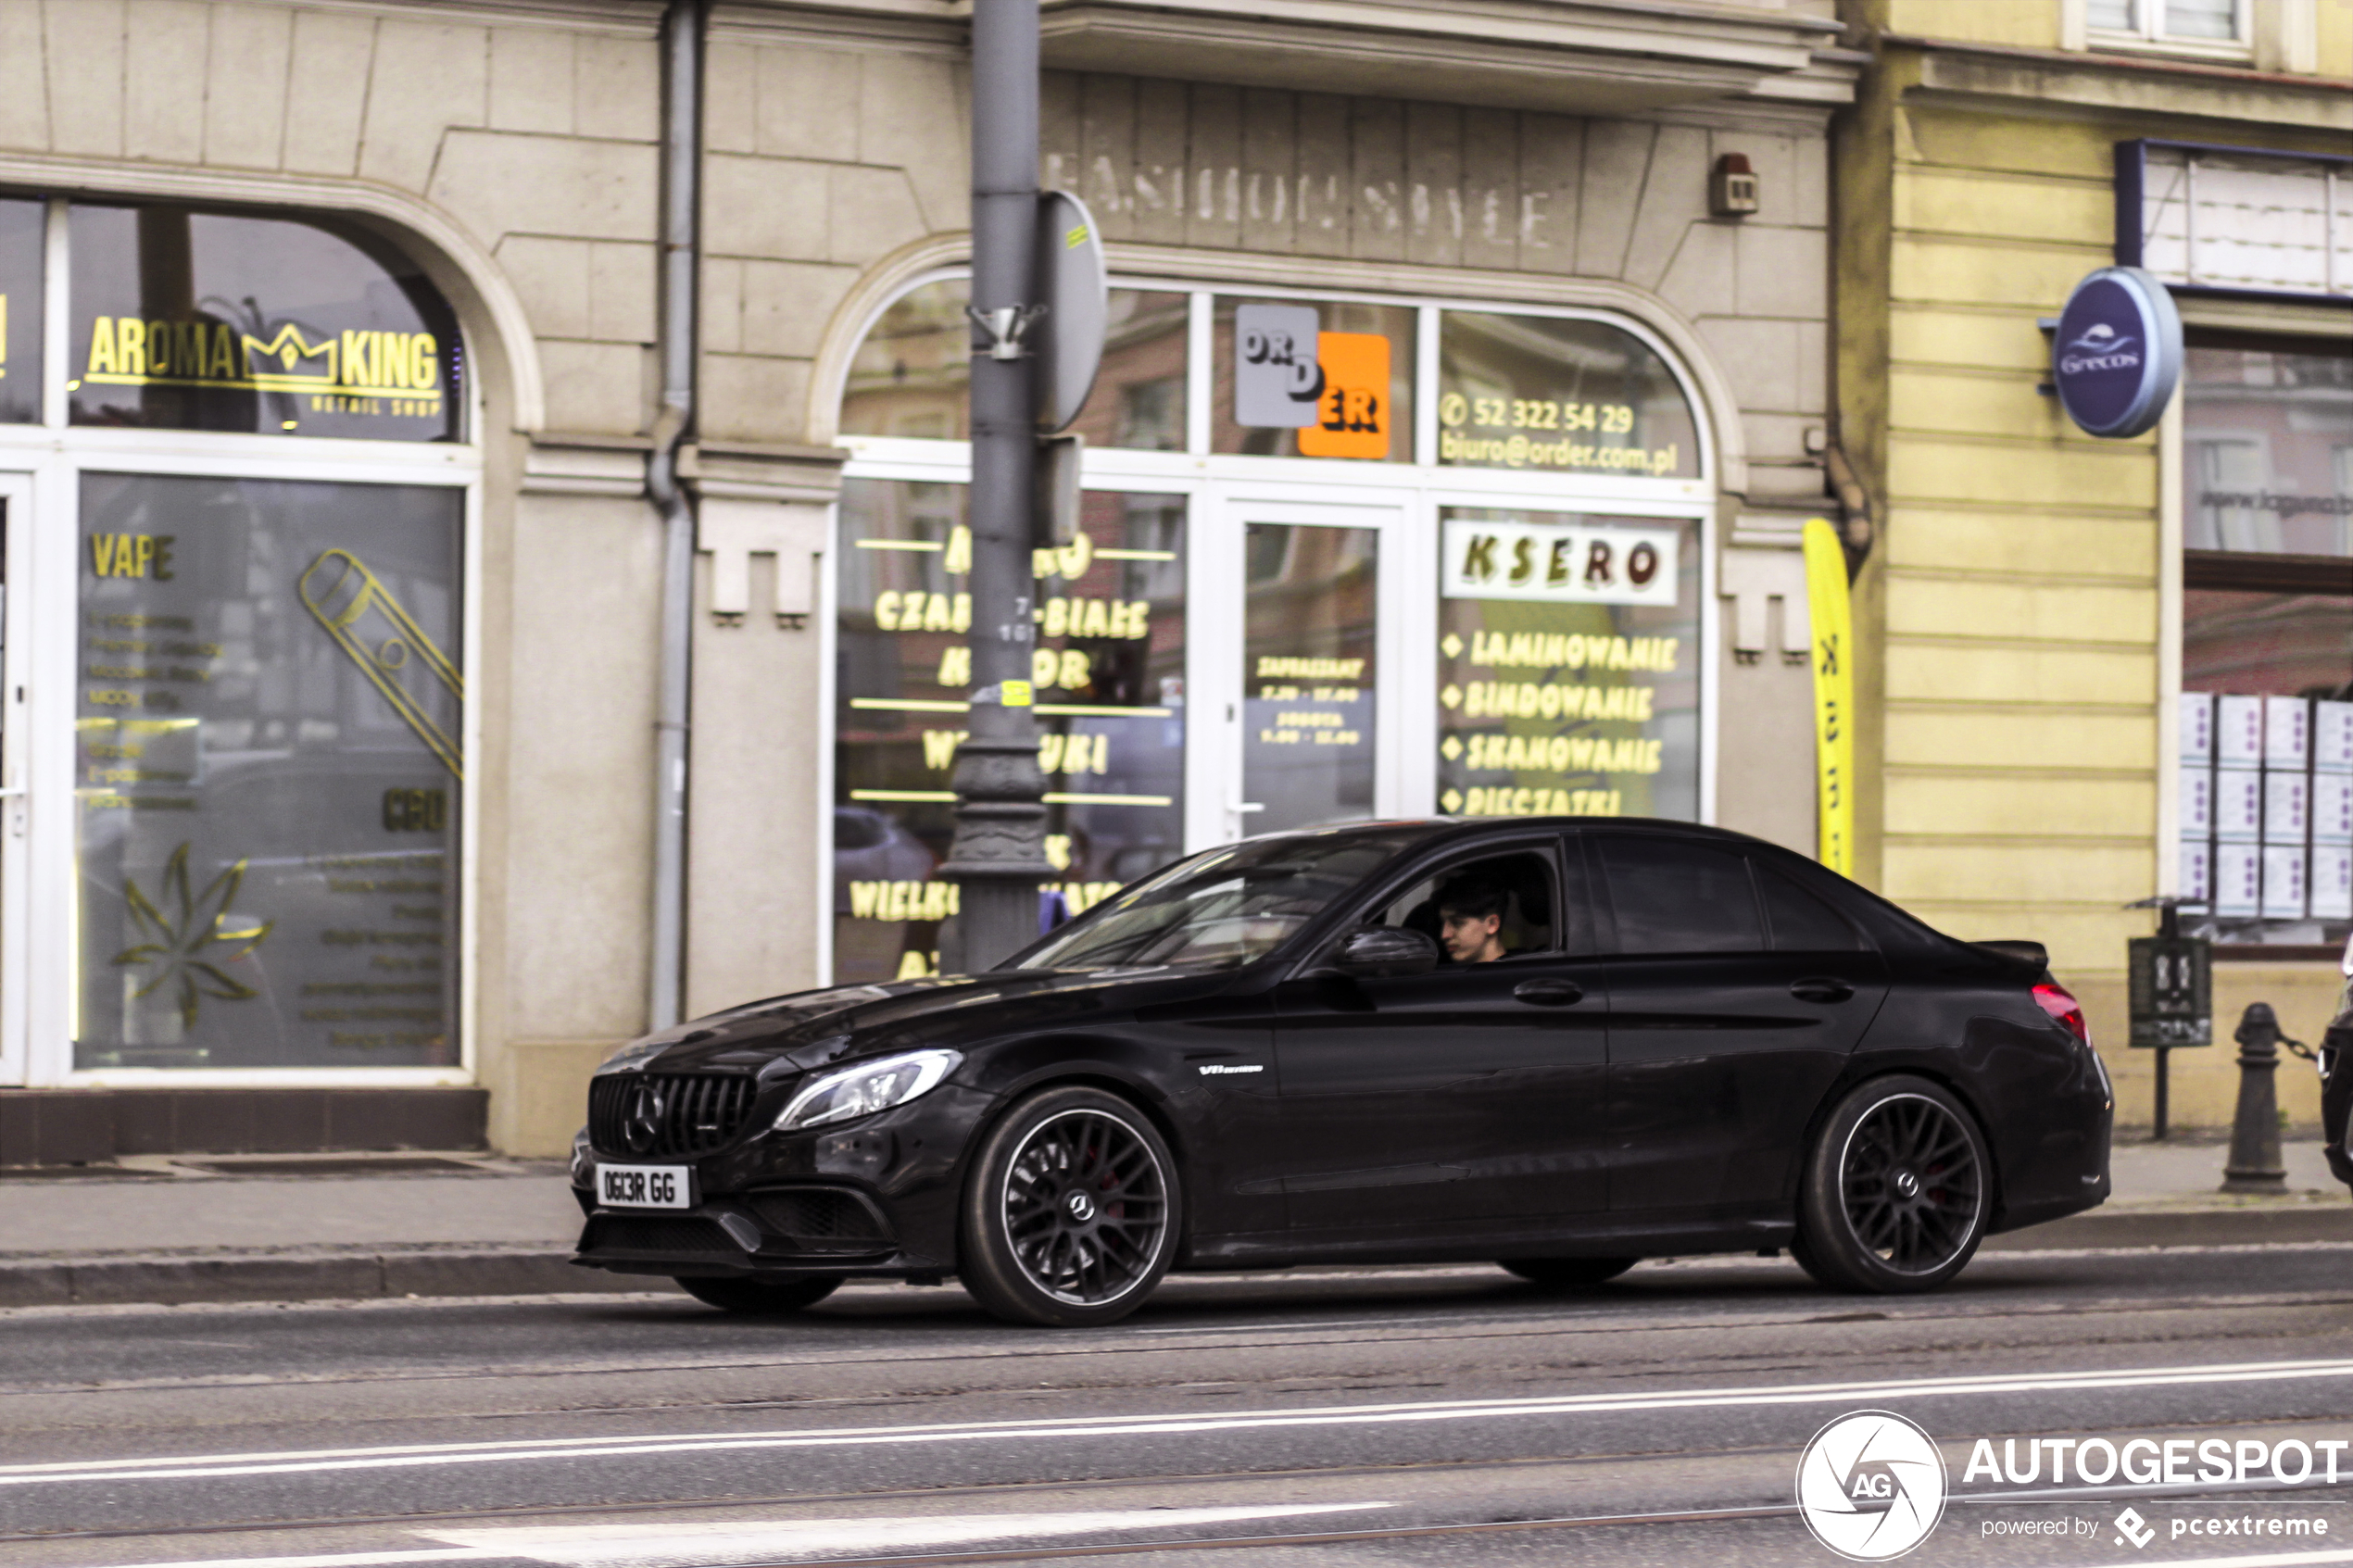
[1972, 940, 2048, 980]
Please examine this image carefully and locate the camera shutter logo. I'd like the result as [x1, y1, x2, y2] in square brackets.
[1795, 1411, 1948, 1561]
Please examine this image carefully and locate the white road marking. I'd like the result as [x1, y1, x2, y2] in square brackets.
[109, 1553, 482, 1568]
[8, 1355, 2349, 1488]
[431, 1503, 1390, 1567]
[107, 1504, 1390, 1568]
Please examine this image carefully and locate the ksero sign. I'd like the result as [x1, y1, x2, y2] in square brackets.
[2050, 266, 2182, 439]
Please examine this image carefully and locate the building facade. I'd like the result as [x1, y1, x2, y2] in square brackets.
[1834, 0, 2351, 1129]
[0, 0, 1864, 1161]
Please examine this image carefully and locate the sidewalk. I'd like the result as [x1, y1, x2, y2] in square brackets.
[0, 1153, 623, 1308]
[0, 1139, 2344, 1309]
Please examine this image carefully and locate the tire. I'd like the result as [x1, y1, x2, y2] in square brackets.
[673, 1275, 840, 1315]
[959, 1085, 1181, 1327]
[1793, 1075, 1990, 1295]
[1502, 1258, 1638, 1289]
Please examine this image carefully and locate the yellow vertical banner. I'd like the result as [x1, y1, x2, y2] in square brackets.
[1802, 518, 1855, 876]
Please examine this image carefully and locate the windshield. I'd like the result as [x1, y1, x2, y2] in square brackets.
[1013, 830, 1425, 973]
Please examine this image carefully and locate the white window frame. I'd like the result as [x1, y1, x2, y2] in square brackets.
[2086, 0, 2252, 58]
[824, 272, 1722, 985]
[0, 195, 484, 1090]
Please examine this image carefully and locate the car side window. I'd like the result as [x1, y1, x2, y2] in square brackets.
[1597, 836, 1764, 955]
[1371, 849, 1560, 965]
[1756, 864, 1868, 951]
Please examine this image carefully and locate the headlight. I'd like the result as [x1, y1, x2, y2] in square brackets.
[775, 1048, 961, 1132]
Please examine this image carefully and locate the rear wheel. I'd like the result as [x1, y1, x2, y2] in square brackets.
[1793, 1075, 1989, 1294]
[673, 1275, 840, 1315]
[1502, 1258, 1637, 1289]
[959, 1086, 1179, 1327]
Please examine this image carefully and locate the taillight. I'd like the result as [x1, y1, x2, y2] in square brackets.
[2033, 981, 2090, 1048]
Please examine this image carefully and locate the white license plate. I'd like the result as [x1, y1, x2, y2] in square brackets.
[597, 1163, 692, 1210]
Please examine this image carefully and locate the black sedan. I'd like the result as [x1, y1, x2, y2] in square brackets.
[571, 818, 2112, 1326]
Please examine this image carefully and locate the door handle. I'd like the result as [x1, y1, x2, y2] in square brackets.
[1513, 979, 1584, 1007]
[1790, 977, 1856, 1004]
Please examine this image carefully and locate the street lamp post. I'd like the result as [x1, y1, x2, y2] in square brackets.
[939, 0, 1052, 973]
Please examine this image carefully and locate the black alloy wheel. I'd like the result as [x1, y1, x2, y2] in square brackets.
[1502, 1257, 1639, 1289]
[673, 1275, 841, 1315]
[1793, 1074, 1989, 1294]
[959, 1085, 1179, 1327]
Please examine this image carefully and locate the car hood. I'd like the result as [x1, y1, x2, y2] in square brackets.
[597, 965, 1236, 1077]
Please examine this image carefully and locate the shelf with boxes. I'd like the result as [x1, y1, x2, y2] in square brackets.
[2181, 692, 2353, 938]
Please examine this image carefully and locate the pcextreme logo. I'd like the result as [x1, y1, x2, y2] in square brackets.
[1796, 1411, 1949, 1562]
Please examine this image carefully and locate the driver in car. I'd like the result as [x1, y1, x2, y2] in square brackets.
[1437, 876, 1510, 964]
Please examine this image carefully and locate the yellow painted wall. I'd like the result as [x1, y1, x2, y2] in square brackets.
[1834, 10, 2346, 1125]
[1879, 0, 2063, 48]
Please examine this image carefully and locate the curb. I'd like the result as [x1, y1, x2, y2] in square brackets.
[1982, 1203, 2352, 1252]
[0, 1248, 665, 1308]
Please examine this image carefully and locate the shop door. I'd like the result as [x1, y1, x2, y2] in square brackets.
[0, 473, 27, 1086]
[1192, 497, 1409, 847]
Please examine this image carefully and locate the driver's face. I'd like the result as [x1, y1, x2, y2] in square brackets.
[1440, 910, 1503, 963]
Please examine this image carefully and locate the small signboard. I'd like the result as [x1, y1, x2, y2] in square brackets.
[1296, 332, 1390, 460]
[2127, 935, 2211, 1048]
[1234, 303, 1323, 427]
[1033, 190, 1105, 434]
[2051, 266, 2182, 439]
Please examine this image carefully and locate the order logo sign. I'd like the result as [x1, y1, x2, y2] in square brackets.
[2051, 266, 2181, 439]
[1232, 304, 1390, 459]
[1796, 1411, 1948, 1561]
[1296, 331, 1390, 459]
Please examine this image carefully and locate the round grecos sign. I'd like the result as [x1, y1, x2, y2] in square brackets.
[2051, 266, 2183, 438]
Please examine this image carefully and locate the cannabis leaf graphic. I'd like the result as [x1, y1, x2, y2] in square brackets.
[112, 843, 275, 1028]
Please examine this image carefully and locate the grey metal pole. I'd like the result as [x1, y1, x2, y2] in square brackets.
[2221, 1001, 2288, 1193]
[645, 0, 704, 1029]
[938, 0, 1051, 972]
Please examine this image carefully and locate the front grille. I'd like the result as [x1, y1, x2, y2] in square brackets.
[749, 1188, 892, 1248]
[583, 1214, 742, 1256]
[589, 1073, 757, 1159]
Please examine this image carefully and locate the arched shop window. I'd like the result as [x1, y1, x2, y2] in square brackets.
[831, 271, 1711, 984]
[0, 194, 472, 1079]
[2176, 334, 2353, 949]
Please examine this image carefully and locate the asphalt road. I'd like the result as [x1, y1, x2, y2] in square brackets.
[2, 1243, 2349, 1568]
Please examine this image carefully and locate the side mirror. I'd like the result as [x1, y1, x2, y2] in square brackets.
[1333, 925, 1439, 978]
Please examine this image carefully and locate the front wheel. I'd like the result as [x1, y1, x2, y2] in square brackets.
[1793, 1075, 1989, 1294]
[1502, 1258, 1637, 1289]
[673, 1275, 840, 1314]
[959, 1086, 1180, 1327]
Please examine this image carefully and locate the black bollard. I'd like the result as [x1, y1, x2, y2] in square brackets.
[2221, 1002, 2289, 1194]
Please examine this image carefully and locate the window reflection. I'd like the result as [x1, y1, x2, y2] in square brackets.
[1439, 312, 1698, 480]
[834, 479, 1189, 982]
[1243, 523, 1378, 832]
[2183, 346, 2352, 558]
[68, 204, 462, 443]
[1212, 298, 1415, 462]
[75, 474, 464, 1070]
[0, 198, 42, 425]
[839, 279, 1189, 450]
[1435, 508, 1701, 824]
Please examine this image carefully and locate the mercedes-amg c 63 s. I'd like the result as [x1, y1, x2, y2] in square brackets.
[571, 818, 2112, 1326]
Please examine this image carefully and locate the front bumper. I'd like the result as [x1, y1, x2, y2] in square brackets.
[569, 1085, 991, 1280]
